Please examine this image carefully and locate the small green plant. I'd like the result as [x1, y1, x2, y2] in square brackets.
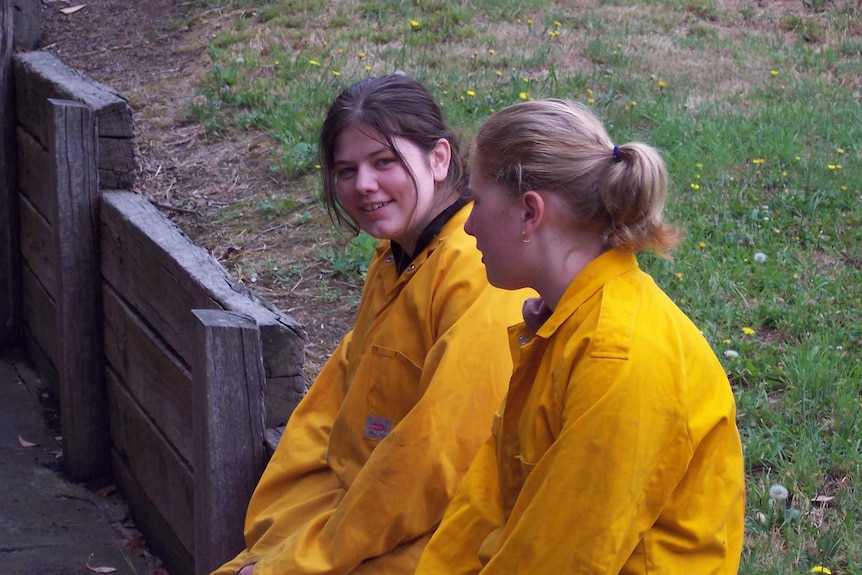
[319, 232, 378, 283]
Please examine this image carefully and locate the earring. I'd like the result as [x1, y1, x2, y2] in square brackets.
[521, 231, 531, 244]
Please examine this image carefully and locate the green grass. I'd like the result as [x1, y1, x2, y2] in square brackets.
[189, 0, 862, 572]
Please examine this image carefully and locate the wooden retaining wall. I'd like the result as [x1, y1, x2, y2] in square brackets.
[8, 51, 309, 574]
[1, 0, 20, 348]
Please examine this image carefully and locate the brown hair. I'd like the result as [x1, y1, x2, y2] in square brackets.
[319, 74, 465, 235]
[473, 99, 681, 257]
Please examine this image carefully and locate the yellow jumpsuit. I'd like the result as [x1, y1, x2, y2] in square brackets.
[415, 249, 746, 574]
[212, 204, 532, 575]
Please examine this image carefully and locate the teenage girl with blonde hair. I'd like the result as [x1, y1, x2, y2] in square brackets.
[415, 99, 745, 574]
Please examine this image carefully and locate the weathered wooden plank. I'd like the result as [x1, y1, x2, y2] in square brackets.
[264, 426, 285, 459]
[13, 51, 134, 143]
[20, 262, 57, 393]
[97, 134, 137, 190]
[110, 451, 194, 575]
[101, 190, 308, 426]
[103, 283, 193, 461]
[106, 367, 194, 555]
[49, 98, 108, 481]
[21, 322, 58, 398]
[12, 0, 40, 51]
[192, 309, 267, 575]
[18, 194, 56, 298]
[0, 0, 21, 348]
[13, 51, 136, 190]
[16, 125, 54, 224]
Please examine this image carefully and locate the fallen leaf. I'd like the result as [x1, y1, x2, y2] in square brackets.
[18, 434, 39, 447]
[812, 494, 835, 504]
[96, 484, 117, 497]
[85, 563, 117, 573]
[123, 531, 144, 554]
[60, 4, 86, 14]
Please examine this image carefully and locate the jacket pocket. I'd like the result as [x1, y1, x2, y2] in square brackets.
[363, 345, 423, 439]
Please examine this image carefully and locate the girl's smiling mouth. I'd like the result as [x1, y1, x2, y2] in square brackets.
[361, 200, 393, 212]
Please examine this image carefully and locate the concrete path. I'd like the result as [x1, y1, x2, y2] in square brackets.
[0, 348, 161, 574]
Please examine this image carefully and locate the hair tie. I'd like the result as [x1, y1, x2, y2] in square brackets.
[612, 145, 621, 162]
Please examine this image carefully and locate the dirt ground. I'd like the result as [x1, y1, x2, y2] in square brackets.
[38, 0, 356, 377]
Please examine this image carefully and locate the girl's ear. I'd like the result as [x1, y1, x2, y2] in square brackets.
[521, 190, 546, 241]
[429, 138, 452, 183]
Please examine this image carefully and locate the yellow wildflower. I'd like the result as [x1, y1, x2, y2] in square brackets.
[674, 272, 683, 280]
[699, 242, 707, 249]
[410, 20, 420, 28]
[308, 60, 321, 67]
[742, 327, 756, 336]
[527, 18, 534, 25]
[658, 80, 666, 89]
[752, 158, 765, 164]
[357, 52, 366, 59]
[332, 70, 341, 77]
[519, 92, 529, 100]
[466, 89, 476, 97]
[810, 568, 832, 574]
[770, 69, 779, 76]
[587, 97, 595, 104]
[554, 21, 562, 27]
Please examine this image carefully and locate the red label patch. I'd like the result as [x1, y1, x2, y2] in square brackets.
[364, 415, 392, 440]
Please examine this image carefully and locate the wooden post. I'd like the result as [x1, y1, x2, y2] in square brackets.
[192, 309, 267, 575]
[49, 98, 109, 481]
[0, 0, 21, 349]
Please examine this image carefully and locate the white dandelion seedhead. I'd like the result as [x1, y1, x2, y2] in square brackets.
[724, 349, 739, 359]
[754, 252, 767, 263]
[769, 483, 789, 500]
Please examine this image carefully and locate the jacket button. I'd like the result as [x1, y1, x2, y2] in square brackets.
[407, 264, 415, 272]
[385, 255, 394, 263]
[518, 335, 530, 345]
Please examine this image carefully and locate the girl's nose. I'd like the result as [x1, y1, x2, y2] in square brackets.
[354, 166, 377, 195]
[464, 210, 475, 237]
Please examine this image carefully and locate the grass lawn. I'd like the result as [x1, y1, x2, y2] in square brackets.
[188, 0, 862, 572]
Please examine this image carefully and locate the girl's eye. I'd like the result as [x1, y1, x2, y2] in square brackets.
[336, 167, 356, 179]
[376, 157, 395, 168]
